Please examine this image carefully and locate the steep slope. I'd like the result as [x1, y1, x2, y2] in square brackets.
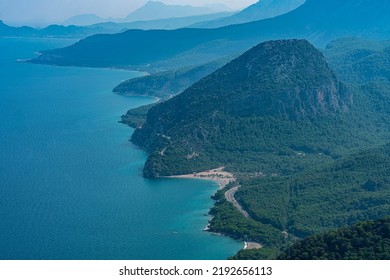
[192, 0, 306, 28]
[30, 0, 390, 69]
[131, 39, 353, 177]
[278, 218, 390, 260]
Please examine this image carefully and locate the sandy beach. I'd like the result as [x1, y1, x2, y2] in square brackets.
[244, 242, 263, 250]
[165, 167, 236, 189]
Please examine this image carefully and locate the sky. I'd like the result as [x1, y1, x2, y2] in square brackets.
[0, 0, 258, 27]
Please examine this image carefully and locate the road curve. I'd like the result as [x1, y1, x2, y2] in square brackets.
[224, 186, 250, 219]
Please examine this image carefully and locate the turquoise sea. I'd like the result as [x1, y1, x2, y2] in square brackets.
[0, 37, 242, 260]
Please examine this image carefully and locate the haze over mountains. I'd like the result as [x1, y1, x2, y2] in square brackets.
[31, 0, 390, 71]
[61, 1, 233, 26]
[123, 1, 229, 22]
[0, 1, 234, 38]
[63, 14, 106, 26]
[192, 0, 306, 28]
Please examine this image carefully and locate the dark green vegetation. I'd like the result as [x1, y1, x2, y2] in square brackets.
[278, 218, 390, 260]
[236, 144, 390, 238]
[114, 55, 235, 99]
[120, 103, 156, 129]
[122, 38, 390, 259]
[31, 0, 390, 70]
[208, 187, 285, 249]
[132, 39, 353, 177]
[324, 37, 390, 86]
[192, 0, 305, 28]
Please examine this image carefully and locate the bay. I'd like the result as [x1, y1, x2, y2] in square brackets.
[0, 37, 242, 260]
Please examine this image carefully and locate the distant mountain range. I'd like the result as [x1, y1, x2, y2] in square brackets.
[191, 0, 306, 28]
[63, 14, 106, 26]
[30, 0, 390, 70]
[0, 1, 234, 38]
[62, 1, 233, 26]
[123, 1, 227, 22]
[0, 13, 232, 38]
[0, 20, 117, 38]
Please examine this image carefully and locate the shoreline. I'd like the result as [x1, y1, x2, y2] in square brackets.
[165, 167, 262, 251]
[164, 167, 236, 189]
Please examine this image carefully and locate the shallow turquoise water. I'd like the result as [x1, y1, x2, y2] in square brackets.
[0, 37, 242, 260]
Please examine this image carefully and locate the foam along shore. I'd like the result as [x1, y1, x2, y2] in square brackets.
[165, 167, 236, 188]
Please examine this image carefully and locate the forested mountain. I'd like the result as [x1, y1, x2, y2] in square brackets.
[192, 0, 306, 28]
[30, 0, 390, 70]
[278, 218, 390, 260]
[131, 39, 354, 178]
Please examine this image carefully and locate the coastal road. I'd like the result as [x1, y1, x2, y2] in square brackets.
[224, 185, 263, 250]
[225, 186, 250, 219]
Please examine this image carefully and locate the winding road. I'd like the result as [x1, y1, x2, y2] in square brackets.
[224, 186, 250, 219]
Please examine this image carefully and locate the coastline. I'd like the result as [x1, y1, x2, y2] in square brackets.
[165, 167, 262, 251]
[164, 167, 236, 189]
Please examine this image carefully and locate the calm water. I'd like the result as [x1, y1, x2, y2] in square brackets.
[0, 37, 242, 260]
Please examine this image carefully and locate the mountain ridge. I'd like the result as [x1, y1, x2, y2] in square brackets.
[125, 1, 218, 22]
[191, 0, 306, 28]
[30, 0, 390, 70]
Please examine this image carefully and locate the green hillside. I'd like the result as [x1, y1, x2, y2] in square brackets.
[278, 218, 390, 260]
[114, 55, 235, 99]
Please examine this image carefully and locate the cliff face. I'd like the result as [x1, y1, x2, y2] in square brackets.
[132, 40, 352, 177]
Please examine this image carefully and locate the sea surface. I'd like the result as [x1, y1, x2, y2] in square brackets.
[0, 37, 242, 260]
